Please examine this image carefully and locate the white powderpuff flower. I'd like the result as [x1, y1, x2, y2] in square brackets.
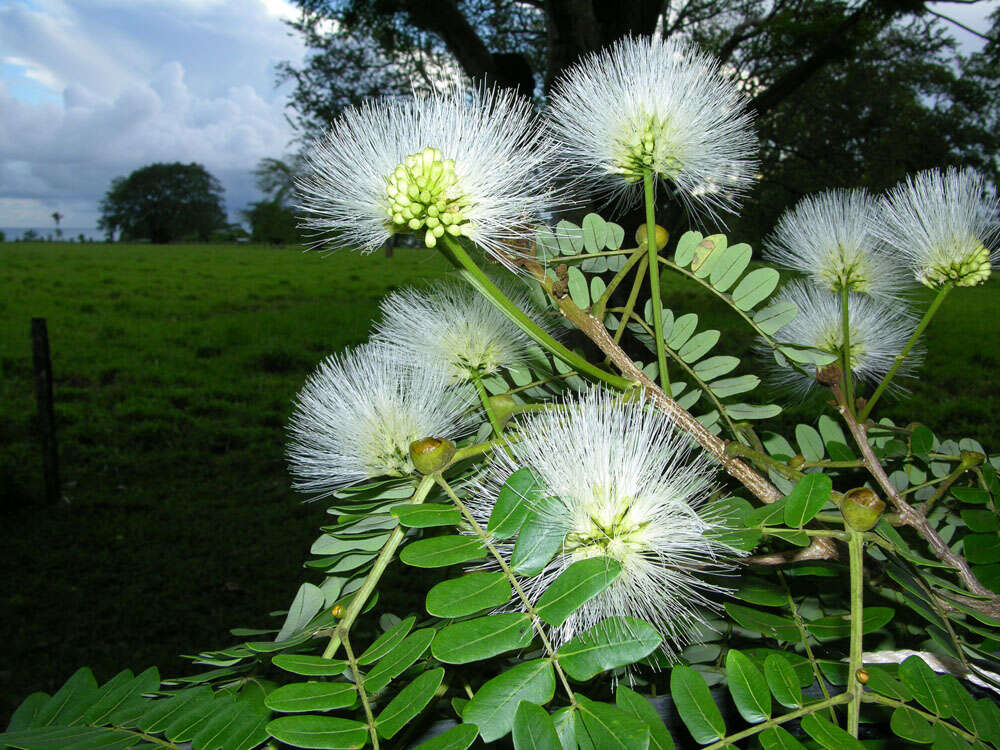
[469, 388, 738, 657]
[765, 189, 909, 300]
[373, 276, 554, 383]
[766, 281, 920, 394]
[875, 167, 999, 288]
[295, 82, 556, 263]
[287, 342, 475, 497]
[546, 35, 758, 221]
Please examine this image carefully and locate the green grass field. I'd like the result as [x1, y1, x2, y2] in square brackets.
[1, 241, 998, 722]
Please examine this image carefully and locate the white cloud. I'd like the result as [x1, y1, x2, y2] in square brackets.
[0, 0, 305, 229]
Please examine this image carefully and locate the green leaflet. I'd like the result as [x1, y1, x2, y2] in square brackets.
[799, 713, 864, 749]
[763, 654, 802, 708]
[574, 695, 650, 750]
[725, 650, 771, 723]
[425, 572, 511, 618]
[392, 504, 461, 528]
[615, 686, 674, 750]
[783, 473, 833, 527]
[535, 557, 622, 627]
[732, 268, 780, 310]
[358, 615, 415, 665]
[891, 706, 934, 743]
[669, 665, 725, 743]
[463, 660, 556, 743]
[400, 535, 487, 568]
[899, 655, 953, 717]
[490, 468, 543, 539]
[264, 681, 356, 713]
[512, 700, 561, 750]
[511, 514, 565, 576]
[376, 668, 445, 739]
[364, 628, 435, 693]
[266, 715, 368, 749]
[759, 726, 807, 749]
[412, 723, 480, 749]
[276, 583, 326, 643]
[432, 613, 534, 664]
[556, 617, 661, 680]
[271, 654, 348, 676]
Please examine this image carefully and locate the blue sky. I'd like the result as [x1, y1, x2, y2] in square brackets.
[0, 0, 996, 230]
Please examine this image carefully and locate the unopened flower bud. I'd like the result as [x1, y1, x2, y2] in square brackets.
[856, 668, 869, 684]
[789, 454, 805, 468]
[488, 395, 518, 429]
[960, 450, 985, 468]
[635, 223, 669, 251]
[409, 436, 457, 474]
[842, 487, 885, 532]
[331, 605, 345, 618]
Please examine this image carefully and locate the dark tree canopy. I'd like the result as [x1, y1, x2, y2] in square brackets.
[279, 0, 999, 238]
[98, 162, 227, 244]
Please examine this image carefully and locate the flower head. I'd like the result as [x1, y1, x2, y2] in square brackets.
[765, 281, 920, 393]
[875, 167, 999, 288]
[296, 83, 556, 262]
[469, 388, 738, 656]
[546, 35, 758, 221]
[765, 189, 908, 300]
[373, 277, 553, 383]
[287, 342, 475, 496]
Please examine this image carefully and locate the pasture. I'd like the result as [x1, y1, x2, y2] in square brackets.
[1, 241, 997, 722]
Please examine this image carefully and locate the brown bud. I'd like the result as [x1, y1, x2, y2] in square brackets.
[409, 436, 457, 475]
[856, 668, 869, 684]
[960, 450, 985, 468]
[789, 454, 805, 469]
[331, 605, 345, 618]
[815, 363, 842, 387]
[842, 487, 886, 532]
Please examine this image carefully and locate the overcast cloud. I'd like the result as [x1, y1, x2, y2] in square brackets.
[0, 0, 995, 233]
[0, 0, 304, 230]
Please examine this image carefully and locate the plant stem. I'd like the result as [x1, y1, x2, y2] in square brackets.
[434, 474, 578, 706]
[846, 529, 864, 737]
[472, 371, 504, 439]
[861, 692, 979, 743]
[724, 441, 805, 481]
[592, 247, 646, 320]
[702, 693, 851, 750]
[779, 571, 838, 722]
[841, 285, 855, 416]
[643, 170, 670, 391]
[343, 635, 379, 749]
[322, 475, 435, 659]
[439, 235, 631, 389]
[860, 282, 952, 420]
[613, 255, 648, 346]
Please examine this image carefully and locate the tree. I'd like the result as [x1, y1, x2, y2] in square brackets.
[279, 0, 999, 238]
[243, 200, 303, 245]
[98, 162, 227, 244]
[51, 211, 63, 239]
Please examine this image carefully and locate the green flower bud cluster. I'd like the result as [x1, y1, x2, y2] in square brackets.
[384, 147, 473, 248]
[819, 248, 875, 294]
[922, 241, 991, 288]
[613, 116, 682, 184]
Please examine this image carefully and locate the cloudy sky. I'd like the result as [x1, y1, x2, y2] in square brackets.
[0, 0, 304, 230]
[0, 1, 995, 232]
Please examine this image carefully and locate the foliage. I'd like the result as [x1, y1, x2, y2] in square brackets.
[97, 162, 227, 244]
[243, 199, 303, 245]
[4, 37, 1000, 745]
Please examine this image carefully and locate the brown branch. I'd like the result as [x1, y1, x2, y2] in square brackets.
[746, 537, 839, 566]
[517, 255, 783, 505]
[829, 381, 1000, 615]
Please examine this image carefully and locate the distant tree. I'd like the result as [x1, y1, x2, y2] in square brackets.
[51, 211, 63, 239]
[253, 155, 304, 206]
[98, 162, 227, 244]
[21, 229, 39, 241]
[243, 200, 303, 245]
[0, 229, 5, 243]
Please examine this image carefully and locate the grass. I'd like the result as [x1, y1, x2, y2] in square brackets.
[1, 241, 997, 724]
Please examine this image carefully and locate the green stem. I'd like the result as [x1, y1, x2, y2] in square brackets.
[439, 235, 631, 389]
[860, 283, 952, 421]
[841, 285, 855, 416]
[801, 459, 866, 469]
[504, 371, 576, 396]
[343, 635, 379, 749]
[779, 571, 837, 722]
[592, 246, 646, 320]
[612, 255, 648, 346]
[861, 693, 979, 743]
[472, 371, 504, 439]
[910, 465, 966, 506]
[434, 474, 578, 706]
[702, 693, 851, 750]
[643, 170, 669, 391]
[548, 247, 636, 262]
[725, 442, 805, 481]
[847, 530, 864, 737]
[322, 475, 435, 659]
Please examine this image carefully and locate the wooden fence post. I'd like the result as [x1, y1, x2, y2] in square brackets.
[31, 318, 60, 504]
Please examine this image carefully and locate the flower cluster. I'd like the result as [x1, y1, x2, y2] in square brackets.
[373, 276, 554, 383]
[469, 389, 738, 655]
[875, 167, 998, 289]
[286, 342, 475, 497]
